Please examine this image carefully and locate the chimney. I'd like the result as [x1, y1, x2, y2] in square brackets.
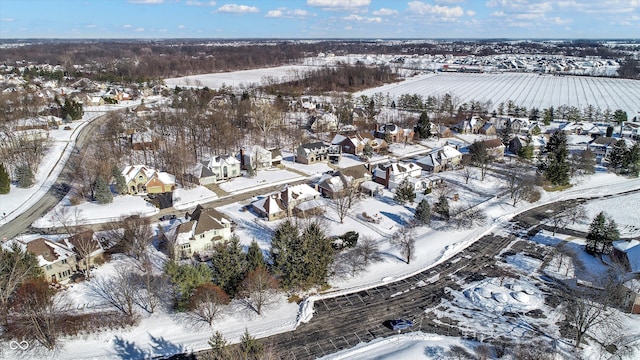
[240, 147, 245, 170]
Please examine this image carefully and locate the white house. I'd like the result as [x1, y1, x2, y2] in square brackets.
[206, 155, 241, 183]
[165, 205, 233, 259]
[372, 161, 422, 190]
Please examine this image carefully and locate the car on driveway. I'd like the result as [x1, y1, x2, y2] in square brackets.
[389, 319, 414, 331]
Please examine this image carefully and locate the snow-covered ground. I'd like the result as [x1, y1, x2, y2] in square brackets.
[164, 65, 317, 89]
[0, 100, 146, 227]
[355, 72, 640, 119]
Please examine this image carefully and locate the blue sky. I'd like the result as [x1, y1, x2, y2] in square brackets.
[0, 0, 638, 39]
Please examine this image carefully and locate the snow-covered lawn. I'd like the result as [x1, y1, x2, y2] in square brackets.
[218, 167, 305, 194]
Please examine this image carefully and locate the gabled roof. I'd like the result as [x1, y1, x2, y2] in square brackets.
[190, 205, 231, 234]
[24, 238, 75, 267]
[208, 154, 240, 168]
[480, 139, 506, 149]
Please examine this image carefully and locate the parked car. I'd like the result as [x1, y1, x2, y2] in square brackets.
[389, 319, 414, 331]
[159, 214, 177, 221]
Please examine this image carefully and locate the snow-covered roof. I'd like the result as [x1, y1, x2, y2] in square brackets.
[208, 154, 240, 169]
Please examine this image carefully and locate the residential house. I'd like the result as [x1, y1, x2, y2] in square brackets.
[612, 240, 640, 274]
[122, 165, 176, 195]
[130, 130, 158, 150]
[372, 161, 422, 190]
[207, 155, 241, 183]
[621, 279, 640, 314]
[622, 123, 640, 140]
[310, 112, 339, 132]
[296, 142, 330, 164]
[241, 145, 277, 171]
[437, 125, 453, 138]
[453, 116, 484, 134]
[22, 238, 78, 283]
[331, 133, 366, 155]
[185, 162, 216, 186]
[63, 230, 104, 274]
[508, 135, 547, 157]
[479, 123, 497, 136]
[317, 166, 370, 198]
[251, 184, 321, 221]
[15, 117, 49, 131]
[587, 137, 619, 163]
[416, 145, 463, 173]
[165, 205, 233, 259]
[479, 139, 506, 159]
[374, 124, 414, 144]
[360, 180, 384, 197]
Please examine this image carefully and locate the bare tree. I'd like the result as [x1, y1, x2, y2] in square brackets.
[504, 165, 537, 207]
[461, 166, 472, 184]
[89, 264, 138, 317]
[547, 209, 570, 236]
[331, 183, 359, 224]
[251, 101, 280, 148]
[240, 267, 279, 315]
[188, 283, 230, 325]
[450, 206, 487, 229]
[0, 243, 43, 324]
[111, 214, 153, 260]
[391, 225, 416, 264]
[357, 235, 383, 267]
[559, 274, 623, 348]
[132, 264, 169, 314]
[564, 205, 588, 225]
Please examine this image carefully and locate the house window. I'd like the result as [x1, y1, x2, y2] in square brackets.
[200, 234, 205, 239]
[182, 244, 190, 249]
[62, 259, 67, 264]
[46, 265, 52, 270]
[138, 175, 144, 182]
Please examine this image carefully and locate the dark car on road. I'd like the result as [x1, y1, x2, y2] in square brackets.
[159, 214, 177, 221]
[389, 319, 414, 331]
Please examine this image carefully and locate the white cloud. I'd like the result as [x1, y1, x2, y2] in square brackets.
[407, 1, 464, 17]
[123, 24, 132, 28]
[178, 24, 186, 29]
[128, 0, 164, 4]
[1, 18, 14, 22]
[435, 0, 465, 3]
[549, 17, 573, 25]
[466, 10, 476, 16]
[217, 3, 259, 13]
[266, 8, 311, 18]
[186, 1, 216, 6]
[307, 0, 370, 9]
[490, 11, 505, 17]
[344, 14, 382, 23]
[86, 24, 97, 28]
[266, 9, 283, 17]
[344, 25, 353, 30]
[372, 8, 398, 16]
[135, 27, 145, 32]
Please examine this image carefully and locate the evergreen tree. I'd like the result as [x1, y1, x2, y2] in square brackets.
[246, 239, 265, 272]
[394, 179, 416, 205]
[500, 120, 513, 146]
[15, 165, 34, 188]
[414, 111, 432, 139]
[94, 176, 113, 204]
[541, 131, 570, 186]
[239, 328, 263, 360]
[300, 222, 333, 287]
[608, 140, 628, 173]
[624, 144, 640, 177]
[434, 194, 450, 220]
[613, 109, 628, 136]
[543, 106, 554, 125]
[414, 199, 431, 226]
[112, 165, 127, 194]
[362, 142, 373, 158]
[586, 213, 620, 255]
[0, 163, 10, 194]
[210, 235, 247, 296]
[61, 98, 84, 120]
[208, 331, 228, 360]
[469, 141, 490, 180]
[165, 262, 213, 311]
[269, 220, 304, 289]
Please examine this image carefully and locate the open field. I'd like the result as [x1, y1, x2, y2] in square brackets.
[357, 72, 640, 118]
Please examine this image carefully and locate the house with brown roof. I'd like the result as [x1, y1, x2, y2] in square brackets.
[479, 138, 506, 159]
[374, 124, 414, 144]
[23, 238, 78, 283]
[122, 165, 176, 195]
[251, 184, 321, 221]
[164, 204, 233, 259]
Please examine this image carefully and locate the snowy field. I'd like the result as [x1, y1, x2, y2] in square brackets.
[356, 72, 640, 118]
[164, 65, 317, 89]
